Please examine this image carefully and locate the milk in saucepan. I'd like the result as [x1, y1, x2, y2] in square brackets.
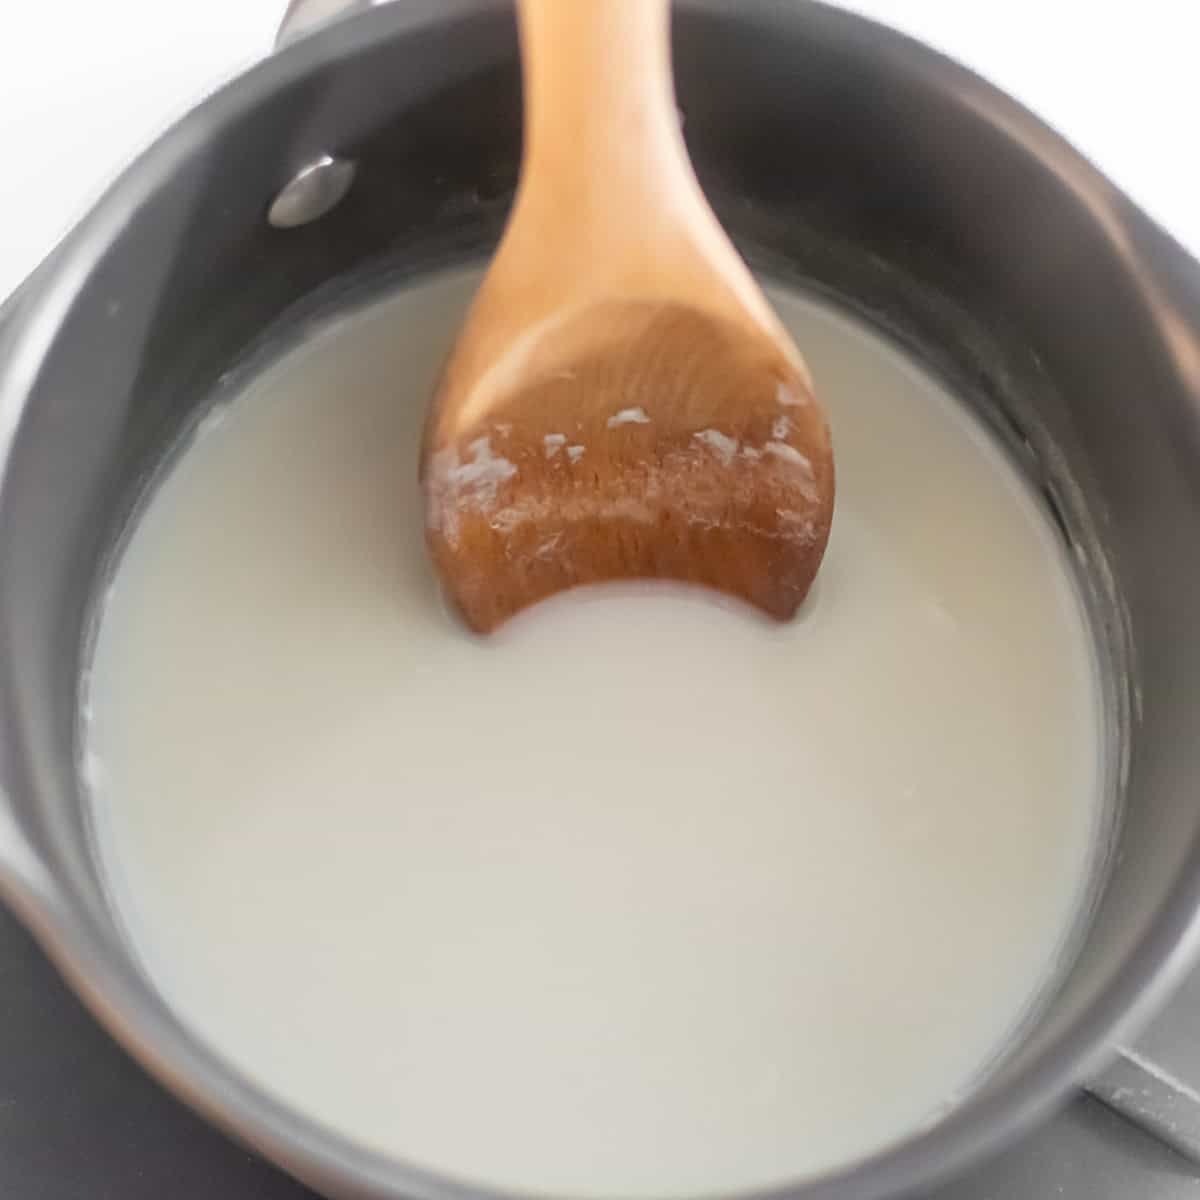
[85, 269, 1102, 1197]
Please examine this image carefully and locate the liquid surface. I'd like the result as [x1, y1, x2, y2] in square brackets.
[86, 269, 1101, 1197]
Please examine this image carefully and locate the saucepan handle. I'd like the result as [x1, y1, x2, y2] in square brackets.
[0, 283, 24, 336]
[275, 0, 379, 49]
[0, 286, 57, 913]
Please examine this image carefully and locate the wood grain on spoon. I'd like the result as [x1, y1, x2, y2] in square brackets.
[422, 0, 834, 633]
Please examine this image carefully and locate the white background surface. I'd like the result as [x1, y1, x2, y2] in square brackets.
[0, 0, 1197, 303]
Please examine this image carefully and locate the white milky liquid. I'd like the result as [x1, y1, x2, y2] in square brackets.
[86, 268, 1102, 1198]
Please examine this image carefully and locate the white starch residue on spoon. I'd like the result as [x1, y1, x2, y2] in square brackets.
[85, 267, 1103, 1198]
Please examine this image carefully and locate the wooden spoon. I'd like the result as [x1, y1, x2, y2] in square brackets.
[422, 0, 834, 633]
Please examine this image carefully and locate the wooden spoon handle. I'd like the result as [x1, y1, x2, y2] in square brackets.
[517, 0, 689, 219]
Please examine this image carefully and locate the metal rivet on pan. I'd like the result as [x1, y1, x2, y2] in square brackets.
[268, 155, 357, 228]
